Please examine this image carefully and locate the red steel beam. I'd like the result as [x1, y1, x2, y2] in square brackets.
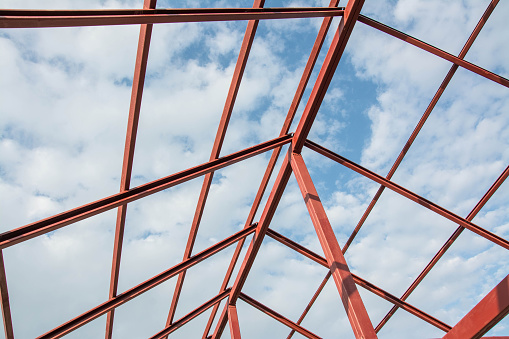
[228, 304, 242, 339]
[201, 1, 339, 336]
[267, 228, 329, 267]
[212, 153, 293, 338]
[292, 0, 365, 153]
[228, 154, 292, 302]
[270, 227, 333, 339]
[280, 0, 340, 140]
[353, 274, 450, 332]
[165, 0, 264, 329]
[277, 6, 369, 332]
[342, 0, 500, 254]
[148, 289, 230, 339]
[6, 1, 504, 338]
[239, 293, 321, 339]
[442, 275, 509, 339]
[267, 228, 451, 333]
[35, 225, 256, 339]
[211, 302, 229, 339]
[305, 140, 509, 250]
[106, 1, 156, 338]
[0, 7, 344, 29]
[357, 14, 509, 89]
[342, 0, 503, 331]
[290, 152, 377, 339]
[212, 0, 366, 334]
[0, 251, 14, 339]
[376, 164, 509, 332]
[0, 134, 291, 249]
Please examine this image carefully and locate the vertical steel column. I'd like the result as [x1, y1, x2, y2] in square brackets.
[0, 251, 14, 339]
[201, 1, 339, 336]
[106, 0, 156, 338]
[165, 0, 264, 331]
[291, 152, 376, 339]
[228, 304, 242, 339]
[442, 275, 509, 339]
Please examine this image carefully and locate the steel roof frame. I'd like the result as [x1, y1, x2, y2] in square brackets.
[0, 0, 508, 338]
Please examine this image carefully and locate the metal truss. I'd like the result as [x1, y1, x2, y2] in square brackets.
[0, 0, 508, 338]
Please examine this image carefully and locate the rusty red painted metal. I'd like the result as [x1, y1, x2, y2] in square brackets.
[228, 304, 242, 339]
[0, 251, 13, 339]
[239, 293, 321, 339]
[149, 290, 230, 339]
[343, 0, 500, 254]
[0, 134, 291, 249]
[442, 275, 509, 339]
[291, 151, 377, 339]
[305, 140, 509, 250]
[165, 1, 265, 331]
[229, 154, 293, 302]
[209, 153, 293, 337]
[2, 1, 508, 338]
[206, 4, 369, 322]
[292, 0, 364, 153]
[201, 2, 339, 336]
[106, 1, 157, 338]
[211, 303, 229, 339]
[357, 14, 509, 89]
[36, 225, 255, 339]
[286, 271, 331, 339]
[266, 228, 451, 332]
[376, 165, 509, 332]
[0, 7, 345, 28]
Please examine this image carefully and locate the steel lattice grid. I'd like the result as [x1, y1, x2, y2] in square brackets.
[0, 0, 508, 338]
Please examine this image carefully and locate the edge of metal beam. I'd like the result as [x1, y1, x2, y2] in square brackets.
[0, 134, 292, 249]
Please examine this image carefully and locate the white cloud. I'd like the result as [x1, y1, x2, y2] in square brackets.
[1, 0, 508, 338]
[311, 0, 509, 337]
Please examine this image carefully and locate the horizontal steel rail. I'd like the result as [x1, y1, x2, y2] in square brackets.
[239, 293, 321, 339]
[0, 7, 344, 28]
[200, 1, 339, 335]
[0, 134, 292, 249]
[36, 225, 256, 338]
[305, 139, 509, 251]
[376, 165, 509, 332]
[149, 289, 231, 339]
[290, 151, 377, 338]
[266, 228, 451, 332]
[357, 14, 509, 88]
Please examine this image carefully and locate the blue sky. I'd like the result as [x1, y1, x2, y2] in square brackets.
[1, 0, 509, 338]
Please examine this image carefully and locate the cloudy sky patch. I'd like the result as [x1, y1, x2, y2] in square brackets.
[1, 0, 508, 338]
